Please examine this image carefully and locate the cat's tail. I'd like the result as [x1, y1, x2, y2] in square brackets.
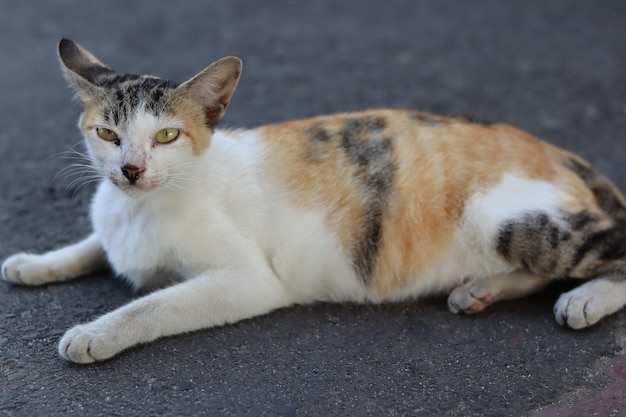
[565, 155, 626, 230]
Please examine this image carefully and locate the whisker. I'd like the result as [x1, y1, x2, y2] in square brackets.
[55, 165, 104, 197]
[51, 147, 92, 162]
[54, 164, 102, 184]
[66, 175, 102, 196]
[52, 146, 102, 188]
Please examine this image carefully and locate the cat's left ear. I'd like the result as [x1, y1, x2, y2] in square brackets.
[176, 56, 242, 127]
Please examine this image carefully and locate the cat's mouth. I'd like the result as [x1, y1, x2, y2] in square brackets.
[110, 175, 159, 197]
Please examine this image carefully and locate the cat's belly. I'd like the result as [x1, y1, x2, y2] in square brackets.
[261, 203, 370, 304]
[389, 233, 515, 301]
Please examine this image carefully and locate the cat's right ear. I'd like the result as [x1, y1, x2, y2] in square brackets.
[58, 39, 115, 100]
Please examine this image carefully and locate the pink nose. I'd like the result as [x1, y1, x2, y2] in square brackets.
[121, 164, 145, 184]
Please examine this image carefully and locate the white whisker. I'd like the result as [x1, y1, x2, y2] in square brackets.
[52, 147, 92, 162]
[52, 146, 104, 195]
[54, 164, 102, 183]
[66, 175, 102, 196]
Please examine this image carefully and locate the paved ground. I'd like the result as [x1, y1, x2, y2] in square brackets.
[1, 1, 625, 416]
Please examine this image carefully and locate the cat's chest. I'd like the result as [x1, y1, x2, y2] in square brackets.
[90, 183, 214, 278]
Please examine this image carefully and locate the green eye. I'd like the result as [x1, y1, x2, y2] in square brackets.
[96, 127, 119, 142]
[156, 128, 180, 144]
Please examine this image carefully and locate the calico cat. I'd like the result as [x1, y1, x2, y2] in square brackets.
[2, 39, 626, 364]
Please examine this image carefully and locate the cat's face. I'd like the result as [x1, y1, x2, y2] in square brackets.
[58, 39, 241, 199]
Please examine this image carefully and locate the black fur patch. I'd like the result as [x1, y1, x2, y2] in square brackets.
[408, 112, 446, 126]
[566, 158, 626, 228]
[573, 227, 626, 264]
[593, 187, 626, 226]
[338, 116, 396, 281]
[497, 209, 626, 279]
[497, 211, 586, 278]
[565, 210, 596, 231]
[305, 124, 331, 143]
[566, 158, 594, 182]
[302, 123, 334, 164]
[408, 111, 494, 127]
[460, 115, 495, 126]
[100, 74, 178, 125]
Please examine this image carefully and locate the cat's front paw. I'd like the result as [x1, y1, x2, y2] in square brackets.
[1, 253, 55, 286]
[59, 323, 120, 364]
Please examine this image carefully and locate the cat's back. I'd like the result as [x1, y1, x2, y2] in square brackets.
[254, 108, 578, 220]
[255, 108, 569, 191]
[252, 109, 606, 300]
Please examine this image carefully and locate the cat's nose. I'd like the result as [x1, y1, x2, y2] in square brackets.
[121, 164, 145, 184]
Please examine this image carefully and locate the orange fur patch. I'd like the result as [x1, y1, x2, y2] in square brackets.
[78, 100, 102, 132]
[257, 109, 612, 299]
[171, 97, 212, 155]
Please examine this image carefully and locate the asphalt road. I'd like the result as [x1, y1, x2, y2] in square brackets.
[1, 1, 625, 416]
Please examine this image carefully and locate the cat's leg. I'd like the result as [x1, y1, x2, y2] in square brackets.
[1, 233, 107, 286]
[58, 267, 293, 363]
[494, 208, 626, 328]
[448, 272, 547, 314]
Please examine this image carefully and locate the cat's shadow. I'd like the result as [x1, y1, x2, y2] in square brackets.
[10, 271, 582, 327]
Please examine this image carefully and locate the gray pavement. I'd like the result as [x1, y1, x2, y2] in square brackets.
[1, 1, 625, 416]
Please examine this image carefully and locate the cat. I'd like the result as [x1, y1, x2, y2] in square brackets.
[2, 39, 626, 364]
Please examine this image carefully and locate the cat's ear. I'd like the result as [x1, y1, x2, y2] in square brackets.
[58, 39, 115, 100]
[176, 56, 242, 127]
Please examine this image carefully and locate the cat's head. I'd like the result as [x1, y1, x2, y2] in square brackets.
[58, 38, 241, 198]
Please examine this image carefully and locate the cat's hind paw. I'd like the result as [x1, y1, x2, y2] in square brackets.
[448, 278, 496, 314]
[554, 290, 599, 329]
[59, 323, 120, 364]
[553, 280, 622, 329]
[1, 253, 55, 286]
